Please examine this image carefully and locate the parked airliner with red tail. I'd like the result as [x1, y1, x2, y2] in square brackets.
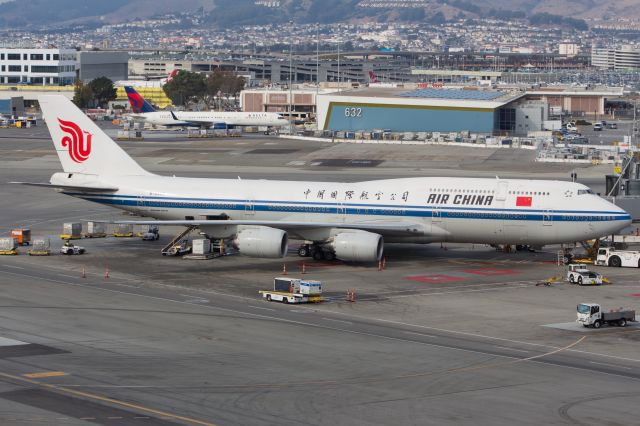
[15, 96, 632, 262]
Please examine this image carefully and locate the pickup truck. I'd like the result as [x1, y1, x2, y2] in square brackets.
[566, 264, 603, 285]
[577, 303, 636, 328]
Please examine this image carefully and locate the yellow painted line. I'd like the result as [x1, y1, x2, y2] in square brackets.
[0, 371, 216, 426]
[23, 371, 68, 379]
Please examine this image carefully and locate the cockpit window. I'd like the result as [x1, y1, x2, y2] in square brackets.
[577, 189, 594, 195]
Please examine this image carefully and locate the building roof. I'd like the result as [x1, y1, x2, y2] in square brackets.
[400, 88, 504, 101]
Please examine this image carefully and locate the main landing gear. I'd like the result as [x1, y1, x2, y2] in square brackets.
[297, 243, 335, 261]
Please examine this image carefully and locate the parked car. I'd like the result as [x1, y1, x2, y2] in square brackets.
[593, 123, 603, 131]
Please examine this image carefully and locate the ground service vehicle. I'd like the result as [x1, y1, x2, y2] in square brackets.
[566, 264, 603, 285]
[593, 123, 603, 131]
[260, 277, 322, 304]
[60, 242, 85, 255]
[11, 229, 31, 246]
[577, 303, 636, 328]
[595, 247, 640, 268]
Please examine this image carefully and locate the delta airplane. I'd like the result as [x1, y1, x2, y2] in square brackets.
[17, 95, 632, 262]
[124, 86, 289, 129]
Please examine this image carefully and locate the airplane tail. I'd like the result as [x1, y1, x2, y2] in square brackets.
[163, 69, 178, 84]
[124, 86, 156, 113]
[39, 95, 150, 176]
[368, 71, 379, 83]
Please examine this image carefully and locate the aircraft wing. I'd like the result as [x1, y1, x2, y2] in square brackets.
[112, 219, 434, 236]
[10, 182, 119, 192]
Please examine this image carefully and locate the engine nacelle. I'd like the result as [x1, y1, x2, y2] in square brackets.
[331, 231, 384, 262]
[233, 227, 288, 258]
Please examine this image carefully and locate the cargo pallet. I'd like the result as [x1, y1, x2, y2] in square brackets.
[112, 233, 134, 238]
[83, 233, 107, 238]
[59, 234, 82, 240]
[28, 251, 50, 256]
[0, 250, 18, 255]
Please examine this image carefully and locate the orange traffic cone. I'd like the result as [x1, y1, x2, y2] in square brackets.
[301, 261, 306, 275]
[81, 267, 86, 278]
[382, 257, 386, 270]
[104, 266, 109, 279]
[282, 263, 287, 275]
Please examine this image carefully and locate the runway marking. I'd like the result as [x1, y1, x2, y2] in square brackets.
[58, 274, 81, 280]
[2, 265, 25, 270]
[405, 275, 466, 283]
[403, 331, 438, 338]
[589, 361, 631, 370]
[321, 318, 352, 325]
[463, 268, 520, 276]
[23, 371, 67, 379]
[248, 305, 275, 311]
[495, 346, 530, 354]
[0, 371, 218, 426]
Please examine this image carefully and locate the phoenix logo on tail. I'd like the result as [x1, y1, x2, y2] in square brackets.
[368, 71, 379, 84]
[58, 118, 92, 163]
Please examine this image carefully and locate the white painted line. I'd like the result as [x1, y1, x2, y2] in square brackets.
[495, 346, 530, 354]
[58, 274, 81, 279]
[321, 318, 352, 325]
[403, 331, 438, 338]
[248, 305, 275, 311]
[2, 265, 25, 270]
[589, 361, 631, 370]
[0, 337, 29, 347]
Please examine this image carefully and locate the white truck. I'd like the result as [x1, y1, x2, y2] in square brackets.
[595, 247, 640, 268]
[566, 264, 603, 285]
[260, 277, 323, 304]
[577, 303, 636, 328]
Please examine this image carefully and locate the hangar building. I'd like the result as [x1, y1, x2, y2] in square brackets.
[316, 87, 549, 136]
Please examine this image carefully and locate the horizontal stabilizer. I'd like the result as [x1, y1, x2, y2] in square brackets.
[10, 182, 119, 192]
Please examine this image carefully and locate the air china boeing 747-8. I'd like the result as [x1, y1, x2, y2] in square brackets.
[17, 95, 632, 262]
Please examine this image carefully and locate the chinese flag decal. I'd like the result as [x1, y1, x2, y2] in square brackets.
[516, 196, 532, 207]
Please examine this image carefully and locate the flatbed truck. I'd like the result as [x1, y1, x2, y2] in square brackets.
[577, 303, 636, 328]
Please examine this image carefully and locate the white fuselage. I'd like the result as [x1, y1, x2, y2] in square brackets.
[61, 175, 631, 245]
[129, 111, 289, 127]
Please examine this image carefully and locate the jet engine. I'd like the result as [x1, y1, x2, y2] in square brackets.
[330, 231, 384, 262]
[233, 227, 288, 258]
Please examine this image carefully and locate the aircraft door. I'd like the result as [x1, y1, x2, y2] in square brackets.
[496, 180, 508, 202]
[543, 210, 552, 226]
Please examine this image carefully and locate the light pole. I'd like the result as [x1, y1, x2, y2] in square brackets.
[288, 20, 293, 123]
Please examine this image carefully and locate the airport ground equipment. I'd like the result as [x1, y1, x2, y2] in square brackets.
[84, 221, 107, 238]
[566, 264, 603, 285]
[162, 239, 191, 256]
[595, 247, 640, 268]
[141, 225, 160, 241]
[577, 303, 636, 328]
[161, 225, 197, 256]
[260, 277, 323, 304]
[28, 238, 50, 255]
[60, 222, 82, 240]
[0, 237, 18, 255]
[11, 229, 31, 246]
[113, 223, 134, 238]
[60, 241, 85, 255]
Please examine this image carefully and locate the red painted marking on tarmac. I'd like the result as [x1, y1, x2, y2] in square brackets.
[626, 293, 640, 297]
[405, 275, 466, 283]
[463, 268, 521, 276]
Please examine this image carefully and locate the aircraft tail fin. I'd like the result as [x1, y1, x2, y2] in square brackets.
[39, 95, 150, 176]
[124, 86, 156, 113]
[368, 71, 379, 83]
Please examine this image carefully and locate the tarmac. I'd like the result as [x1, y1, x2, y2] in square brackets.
[0, 125, 639, 425]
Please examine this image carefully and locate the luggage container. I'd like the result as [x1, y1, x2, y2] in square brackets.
[85, 221, 107, 238]
[113, 223, 134, 237]
[28, 238, 51, 256]
[11, 229, 31, 246]
[192, 238, 212, 255]
[0, 237, 18, 255]
[60, 222, 82, 239]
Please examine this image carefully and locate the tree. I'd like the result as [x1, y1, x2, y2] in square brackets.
[163, 70, 207, 107]
[203, 70, 245, 110]
[72, 80, 93, 109]
[88, 77, 117, 108]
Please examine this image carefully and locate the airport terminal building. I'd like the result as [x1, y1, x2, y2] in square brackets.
[316, 87, 550, 136]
